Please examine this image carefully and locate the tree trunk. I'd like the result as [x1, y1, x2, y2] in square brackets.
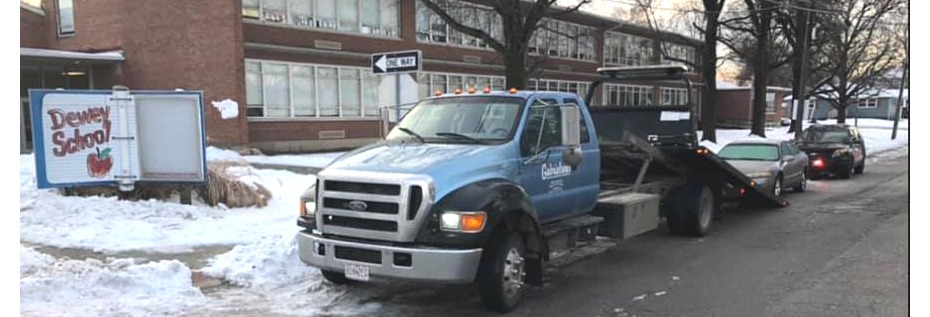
[750, 44, 770, 137]
[700, 9, 719, 142]
[503, 50, 528, 90]
[836, 95, 848, 124]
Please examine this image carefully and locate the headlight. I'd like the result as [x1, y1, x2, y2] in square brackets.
[439, 211, 487, 233]
[746, 171, 772, 179]
[832, 148, 849, 157]
[299, 184, 317, 217]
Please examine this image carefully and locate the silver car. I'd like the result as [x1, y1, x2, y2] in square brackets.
[718, 139, 809, 197]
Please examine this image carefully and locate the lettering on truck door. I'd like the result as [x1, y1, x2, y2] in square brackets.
[517, 98, 574, 222]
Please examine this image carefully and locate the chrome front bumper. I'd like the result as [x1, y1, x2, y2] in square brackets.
[297, 232, 483, 283]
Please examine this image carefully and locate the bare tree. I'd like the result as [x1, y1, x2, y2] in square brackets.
[719, 0, 792, 137]
[625, 0, 727, 142]
[807, 0, 902, 124]
[418, 0, 591, 89]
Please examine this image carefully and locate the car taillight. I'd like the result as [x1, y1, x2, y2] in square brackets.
[812, 159, 825, 167]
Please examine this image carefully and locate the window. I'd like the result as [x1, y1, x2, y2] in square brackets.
[858, 98, 878, 108]
[527, 79, 590, 98]
[603, 84, 653, 106]
[243, 0, 398, 37]
[521, 100, 562, 156]
[661, 43, 697, 67]
[780, 143, 791, 158]
[417, 72, 506, 99]
[604, 32, 655, 66]
[718, 144, 780, 161]
[416, 1, 504, 50]
[660, 87, 688, 106]
[386, 97, 523, 144]
[765, 93, 777, 113]
[245, 60, 381, 118]
[57, 0, 75, 35]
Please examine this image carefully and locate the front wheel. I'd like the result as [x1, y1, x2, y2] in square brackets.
[855, 160, 865, 174]
[793, 171, 807, 192]
[772, 175, 783, 197]
[478, 231, 526, 313]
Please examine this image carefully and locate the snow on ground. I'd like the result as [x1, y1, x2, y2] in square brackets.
[20, 154, 316, 252]
[698, 119, 908, 156]
[21, 247, 205, 317]
[242, 151, 346, 169]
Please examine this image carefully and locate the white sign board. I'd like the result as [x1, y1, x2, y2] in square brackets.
[30, 89, 206, 189]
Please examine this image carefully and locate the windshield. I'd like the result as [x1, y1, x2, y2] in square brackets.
[385, 96, 523, 144]
[718, 144, 780, 161]
[802, 129, 850, 143]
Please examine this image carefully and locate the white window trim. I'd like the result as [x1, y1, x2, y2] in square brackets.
[603, 31, 656, 67]
[857, 98, 878, 108]
[418, 71, 506, 98]
[246, 58, 379, 119]
[603, 84, 654, 106]
[243, 0, 400, 38]
[56, 0, 75, 37]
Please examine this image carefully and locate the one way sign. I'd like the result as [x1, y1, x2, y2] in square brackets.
[371, 50, 422, 74]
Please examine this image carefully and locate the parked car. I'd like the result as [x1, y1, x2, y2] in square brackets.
[797, 124, 866, 179]
[718, 139, 809, 197]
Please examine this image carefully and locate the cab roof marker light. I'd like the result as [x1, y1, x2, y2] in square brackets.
[483, 87, 491, 93]
[454, 88, 462, 94]
[509, 88, 518, 94]
[434, 90, 442, 96]
[467, 87, 477, 94]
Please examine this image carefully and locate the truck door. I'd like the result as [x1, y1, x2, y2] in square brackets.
[517, 98, 575, 223]
[562, 97, 599, 216]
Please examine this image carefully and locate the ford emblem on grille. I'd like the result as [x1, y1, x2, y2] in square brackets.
[347, 200, 368, 211]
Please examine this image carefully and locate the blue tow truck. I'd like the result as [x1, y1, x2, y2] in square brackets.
[295, 66, 786, 312]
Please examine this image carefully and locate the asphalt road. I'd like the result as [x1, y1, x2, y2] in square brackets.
[358, 153, 909, 317]
[186, 152, 908, 317]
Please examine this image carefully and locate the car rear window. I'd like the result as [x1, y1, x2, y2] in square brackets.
[718, 144, 780, 161]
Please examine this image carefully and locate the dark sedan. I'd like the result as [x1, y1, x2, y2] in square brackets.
[798, 124, 866, 179]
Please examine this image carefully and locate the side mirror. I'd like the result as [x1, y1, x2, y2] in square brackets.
[561, 105, 583, 168]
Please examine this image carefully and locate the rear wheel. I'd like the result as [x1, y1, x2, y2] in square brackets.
[666, 183, 715, 237]
[855, 160, 865, 174]
[478, 230, 526, 313]
[320, 269, 354, 285]
[841, 160, 854, 179]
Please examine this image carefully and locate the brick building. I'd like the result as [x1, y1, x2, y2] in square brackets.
[19, 0, 702, 153]
[714, 81, 791, 128]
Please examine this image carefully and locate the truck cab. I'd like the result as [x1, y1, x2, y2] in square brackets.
[297, 90, 595, 311]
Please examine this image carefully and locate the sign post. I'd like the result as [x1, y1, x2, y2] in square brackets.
[372, 50, 422, 122]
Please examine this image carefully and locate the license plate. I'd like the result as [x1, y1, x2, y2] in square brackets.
[344, 263, 370, 282]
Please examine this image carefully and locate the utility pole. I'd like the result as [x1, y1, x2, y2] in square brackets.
[792, 0, 812, 141]
[892, 22, 908, 140]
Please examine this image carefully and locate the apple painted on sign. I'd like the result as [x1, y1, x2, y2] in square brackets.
[87, 147, 113, 178]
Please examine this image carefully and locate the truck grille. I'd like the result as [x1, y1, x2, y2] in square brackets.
[316, 172, 433, 242]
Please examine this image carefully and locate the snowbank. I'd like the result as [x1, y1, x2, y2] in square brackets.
[698, 120, 908, 156]
[205, 146, 244, 162]
[211, 99, 239, 120]
[243, 151, 345, 169]
[20, 154, 316, 252]
[198, 235, 382, 316]
[20, 248, 205, 317]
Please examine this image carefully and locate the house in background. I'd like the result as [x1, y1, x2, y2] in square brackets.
[714, 81, 791, 128]
[800, 88, 908, 121]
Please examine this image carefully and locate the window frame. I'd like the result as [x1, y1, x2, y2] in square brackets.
[243, 0, 400, 38]
[56, 0, 75, 36]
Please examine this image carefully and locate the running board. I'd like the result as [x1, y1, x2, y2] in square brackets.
[541, 215, 604, 256]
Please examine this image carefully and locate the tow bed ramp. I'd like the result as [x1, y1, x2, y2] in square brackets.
[589, 106, 788, 208]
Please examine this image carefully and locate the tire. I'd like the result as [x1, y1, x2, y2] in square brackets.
[793, 171, 807, 192]
[772, 175, 783, 197]
[855, 160, 865, 174]
[665, 183, 715, 237]
[478, 230, 526, 313]
[841, 160, 854, 179]
[320, 269, 354, 285]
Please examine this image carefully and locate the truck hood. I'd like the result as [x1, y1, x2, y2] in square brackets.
[726, 160, 779, 175]
[323, 142, 520, 197]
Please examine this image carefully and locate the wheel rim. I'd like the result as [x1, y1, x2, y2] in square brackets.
[698, 189, 712, 229]
[774, 178, 782, 197]
[800, 172, 807, 190]
[502, 247, 525, 298]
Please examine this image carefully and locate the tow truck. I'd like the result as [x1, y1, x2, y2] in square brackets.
[296, 66, 787, 312]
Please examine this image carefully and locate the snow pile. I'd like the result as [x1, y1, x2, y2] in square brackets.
[243, 151, 346, 169]
[198, 235, 383, 316]
[205, 146, 244, 162]
[698, 120, 908, 156]
[200, 234, 318, 289]
[211, 99, 239, 120]
[20, 249, 205, 317]
[20, 246, 55, 276]
[20, 154, 316, 252]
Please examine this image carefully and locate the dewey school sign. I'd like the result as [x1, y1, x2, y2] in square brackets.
[30, 87, 207, 190]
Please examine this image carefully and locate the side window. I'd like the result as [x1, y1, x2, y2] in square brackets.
[520, 100, 562, 157]
[565, 98, 591, 144]
[789, 143, 801, 155]
[780, 143, 792, 158]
